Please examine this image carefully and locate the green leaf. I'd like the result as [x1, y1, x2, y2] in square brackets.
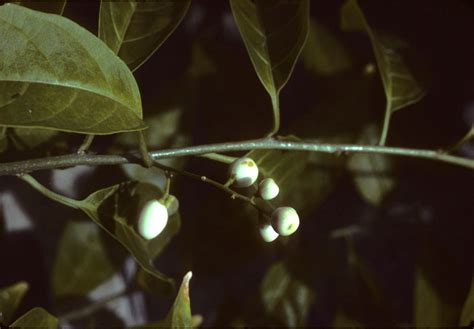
[0, 281, 29, 325]
[99, 0, 191, 72]
[11, 0, 67, 15]
[302, 19, 352, 76]
[10, 127, 60, 150]
[341, 0, 425, 145]
[414, 266, 460, 326]
[78, 181, 180, 288]
[230, 0, 310, 135]
[51, 221, 117, 299]
[10, 307, 57, 328]
[163, 271, 193, 328]
[260, 262, 314, 327]
[0, 127, 7, 153]
[0, 3, 145, 135]
[413, 230, 470, 327]
[460, 274, 474, 326]
[348, 125, 395, 205]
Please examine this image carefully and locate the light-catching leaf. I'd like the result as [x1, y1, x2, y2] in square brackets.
[341, 0, 425, 144]
[230, 0, 310, 135]
[79, 181, 180, 288]
[261, 262, 314, 327]
[460, 274, 474, 326]
[10, 307, 57, 328]
[99, 0, 191, 72]
[302, 19, 352, 76]
[348, 125, 395, 205]
[414, 266, 460, 326]
[11, 0, 67, 15]
[0, 4, 144, 134]
[0, 281, 28, 325]
[51, 221, 117, 299]
[163, 271, 193, 328]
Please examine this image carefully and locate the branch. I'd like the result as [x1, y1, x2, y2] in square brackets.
[0, 138, 473, 176]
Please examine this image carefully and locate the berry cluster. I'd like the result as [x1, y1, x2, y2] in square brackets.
[229, 157, 300, 243]
[136, 156, 300, 242]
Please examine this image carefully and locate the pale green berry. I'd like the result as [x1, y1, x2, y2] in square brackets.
[229, 157, 259, 187]
[138, 199, 168, 240]
[258, 178, 279, 200]
[259, 224, 279, 242]
[271, 207, 300, 236]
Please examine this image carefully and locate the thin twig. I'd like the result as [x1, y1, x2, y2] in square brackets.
[151, 161, 268, 214]
[0, 138, 473, 177]
[77, 134, 95, 154]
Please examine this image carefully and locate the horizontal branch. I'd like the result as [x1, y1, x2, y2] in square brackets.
[0, 138, 472, 176]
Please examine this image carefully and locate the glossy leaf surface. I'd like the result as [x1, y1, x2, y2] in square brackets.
[0, 4, 144, 134]
[230, 0, 309, 134]
[10, 307, 57, 328]
[0, 281, 28, 325]
[99, 0, 191, 72]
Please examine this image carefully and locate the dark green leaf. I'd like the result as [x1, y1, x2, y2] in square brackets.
[414, 266, 460, 326]
[78, 181, 180, 288]
[302, 19, 352, 76]
[260, 262, 314, 327]
[11, 0, 67, 14]
[163, 271, 193, 328]
[460, 274, 474, 326]
[135, 267, 173, 297]
[0, 281, 28, 325]
[10, 127, 60, 150]
[348, 125, 395, 205]
[0, 4, 144, 134]
[341, 0, 425, 144]
[51, 221, 117, 299]
[0, 127, 7, 153]
[99, 0, 191, 72]
[10, 307, 57, 328]
[230, 0, 309, 134]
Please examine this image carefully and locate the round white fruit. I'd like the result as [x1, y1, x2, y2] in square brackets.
[138, 200, 169, 240]
[271, 207, 300, 236]
[229, 157, 259, 187]
[259, 224, 279, 242]
[258, 178, 280, 200]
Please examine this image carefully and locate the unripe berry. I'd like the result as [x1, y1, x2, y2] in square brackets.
[229, 157, 259, 187]
[259, 224, 279, 242]
[138, 199, 169, 240]
[258, 178, 279, 200]
[271, 207, 300, 236]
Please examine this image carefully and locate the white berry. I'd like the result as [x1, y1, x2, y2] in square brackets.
[271, 207, 300, 236]
[229, 157, 259, 187]
[258, 178, 280, 200]
[259, 224, 279, 242]
[138, 200, 169, 240]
